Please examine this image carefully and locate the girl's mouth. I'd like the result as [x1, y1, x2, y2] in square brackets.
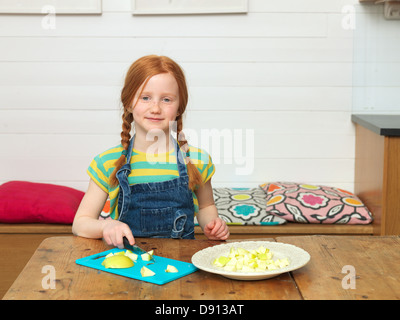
[146, 117, 163, 122]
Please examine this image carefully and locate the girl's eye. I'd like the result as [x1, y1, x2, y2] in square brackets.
[141, 96, 150, 101]
[163, 98, 171, 103]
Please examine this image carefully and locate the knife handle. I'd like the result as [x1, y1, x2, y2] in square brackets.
[122, 236, 130, 248]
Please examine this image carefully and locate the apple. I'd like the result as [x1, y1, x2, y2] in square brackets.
[140, 266, 155, 277]
[212, 256, 230, 267]
[102, 255, 134, 269]
[223, 257, 238, 271]
[125, 250, 138, 261]
[165, 265, 178, 273]
[223, 265, 237, 272]
[211, 246, 290, 273]
[275, 258, 290, 268]
[141, 250, 154, 261]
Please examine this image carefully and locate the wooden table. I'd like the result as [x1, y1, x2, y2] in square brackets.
[3, 235, 400, 300]
[2, 236, 300, 300]
[276, 235, 400, 300]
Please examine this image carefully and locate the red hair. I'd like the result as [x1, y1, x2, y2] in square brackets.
[109, 55, 203, 190]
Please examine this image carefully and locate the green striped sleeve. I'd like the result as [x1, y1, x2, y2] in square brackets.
[87, 156, 110, 193]
[189, 146, 215, 184]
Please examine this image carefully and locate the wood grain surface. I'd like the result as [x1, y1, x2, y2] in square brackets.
[3, 236, 301, 300]
[276, 235, 400, 300]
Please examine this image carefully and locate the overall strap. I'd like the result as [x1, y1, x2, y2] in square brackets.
[125, 135, 135, 164]
[124, 134, 188, 177]
[173, 137, 189, 178]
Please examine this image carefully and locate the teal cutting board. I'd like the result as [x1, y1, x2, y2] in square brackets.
[75, 248, 198, 285]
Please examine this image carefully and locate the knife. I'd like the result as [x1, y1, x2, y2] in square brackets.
[123, 237, 155, 262]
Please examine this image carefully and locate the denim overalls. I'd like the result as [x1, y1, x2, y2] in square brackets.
[116, 136, 195, 239]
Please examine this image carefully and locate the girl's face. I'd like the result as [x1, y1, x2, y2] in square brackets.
[131, 72, 180, 139]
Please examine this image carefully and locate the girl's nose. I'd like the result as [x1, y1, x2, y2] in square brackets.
[150, 100, 161, 112]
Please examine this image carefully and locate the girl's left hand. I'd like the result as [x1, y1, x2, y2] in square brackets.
[204, 217, 229, 240]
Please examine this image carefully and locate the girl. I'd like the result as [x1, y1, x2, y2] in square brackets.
[72, 55, 229, 247]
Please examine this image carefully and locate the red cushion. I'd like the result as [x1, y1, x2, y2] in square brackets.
[0, 181, 84, 224]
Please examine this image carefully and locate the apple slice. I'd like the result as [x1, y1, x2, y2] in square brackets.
[165, 265, 178, 273]
[125, 250, 138, 261]
[140, 266, 155, 277]
[212, 256, 230, 267]
[141, 250, 154, 261]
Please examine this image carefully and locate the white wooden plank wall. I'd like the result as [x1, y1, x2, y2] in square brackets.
[353, 4, 400, 114]
[0, 0, 361, 192]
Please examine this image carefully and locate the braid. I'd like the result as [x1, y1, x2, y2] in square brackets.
[176, 116, 203, 190]
[121, 110, 133, 150]
[109, 110, 134, 187]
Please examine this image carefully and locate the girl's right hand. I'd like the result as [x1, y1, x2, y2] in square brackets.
[101, 219, 135, 248]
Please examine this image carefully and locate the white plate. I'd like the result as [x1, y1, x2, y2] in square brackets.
[191, 241, 310, 280]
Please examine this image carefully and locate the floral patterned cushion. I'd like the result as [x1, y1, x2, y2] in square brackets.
[259, 182, 373, 224]
[101, 188, 287, 226]
[209, 188, 286, 225]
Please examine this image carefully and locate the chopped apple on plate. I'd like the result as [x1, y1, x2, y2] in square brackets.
[212, 246, 289, 272]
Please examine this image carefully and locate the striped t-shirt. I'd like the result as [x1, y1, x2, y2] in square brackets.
[87, 143, 215, 219]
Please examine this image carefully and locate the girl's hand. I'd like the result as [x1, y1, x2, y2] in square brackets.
[204, 217, 229, 240]
[102, 219, 135, 248]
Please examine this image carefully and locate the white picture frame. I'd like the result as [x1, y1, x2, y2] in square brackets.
[131, 0, 248, 15]
[0, 0, 102, 14]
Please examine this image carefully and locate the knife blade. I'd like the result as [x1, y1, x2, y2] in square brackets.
[123, 237, 155, 262]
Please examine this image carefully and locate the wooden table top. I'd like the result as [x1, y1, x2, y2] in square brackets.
[276, 235, 400, 300]
[3, 235, 400, 300]
[2, 236, 300, 300]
